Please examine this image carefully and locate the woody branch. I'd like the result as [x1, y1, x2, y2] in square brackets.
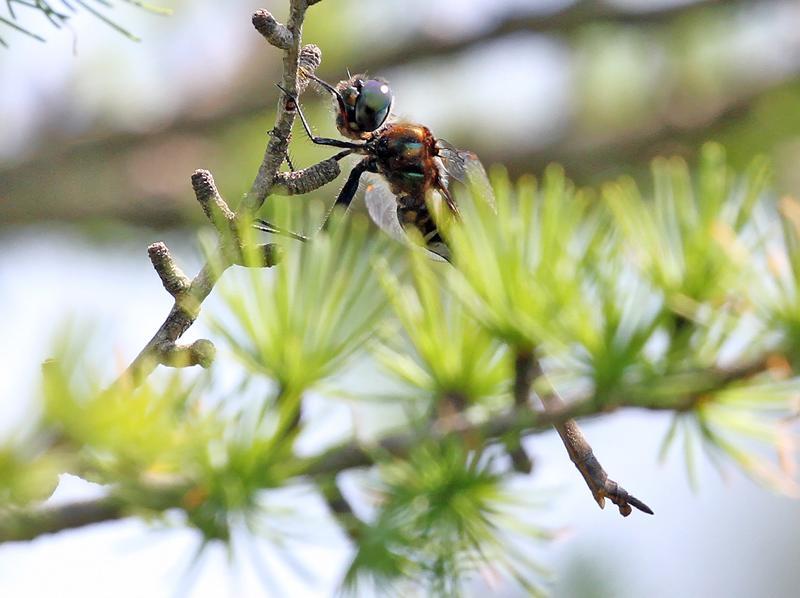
[118, 2, 339, 388]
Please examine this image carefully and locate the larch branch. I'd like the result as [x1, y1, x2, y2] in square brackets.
[0, 354, 782, 543]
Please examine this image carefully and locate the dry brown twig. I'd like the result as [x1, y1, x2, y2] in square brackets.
[514, 350, 653, 516]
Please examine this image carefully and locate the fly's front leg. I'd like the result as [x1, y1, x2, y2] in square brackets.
[276, 84, 364, 151]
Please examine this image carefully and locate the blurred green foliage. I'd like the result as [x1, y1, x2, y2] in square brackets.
[3, 145, 800, 595]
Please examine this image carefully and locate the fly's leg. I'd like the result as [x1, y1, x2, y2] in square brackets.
[320, 157, 377, 231]
[253, 150, 354, 240]
[254, 157, 377, 239]
[253, 219, 309, 242]
[436, 177, 460, 217]
[276, 83, 364, 151]
[306, 73, 351, 120]
[307, 73, 342, 98]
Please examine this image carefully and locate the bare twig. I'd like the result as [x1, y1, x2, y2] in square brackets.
[272, 156, 341, 195]
[191, 169, 235, 233]
[241, 5, 312, 214]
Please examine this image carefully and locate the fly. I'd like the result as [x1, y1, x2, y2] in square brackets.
[255, 73, 494, 260]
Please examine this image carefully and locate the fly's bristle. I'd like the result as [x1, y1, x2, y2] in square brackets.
[338, 73, 367, 91]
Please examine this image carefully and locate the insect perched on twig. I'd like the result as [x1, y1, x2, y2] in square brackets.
[255, 73, 494, 260]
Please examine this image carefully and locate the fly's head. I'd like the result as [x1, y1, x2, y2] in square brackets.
[332, 74, 393, 140]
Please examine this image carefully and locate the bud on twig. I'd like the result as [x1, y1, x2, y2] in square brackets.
[272, 157, 341, 195]
[297, 44, 322, 93]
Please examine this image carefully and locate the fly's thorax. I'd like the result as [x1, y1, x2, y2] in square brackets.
[372, 123, 440, 194]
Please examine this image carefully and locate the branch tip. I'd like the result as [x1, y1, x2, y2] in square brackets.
[190, 169, 220, 204]
[148, 242, 191, 297]
[519, 350, 654, 517]
[252, 9, 292, 49]
[602, 480, 654, 516]
[191, 169, 234, 231]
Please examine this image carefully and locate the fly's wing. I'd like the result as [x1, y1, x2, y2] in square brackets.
[437, 141, 496, 213]
[363, 176, 408, 245]
[364, 175, 448, 262]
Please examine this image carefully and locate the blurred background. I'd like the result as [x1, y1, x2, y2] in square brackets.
[2, 0, 800, 596]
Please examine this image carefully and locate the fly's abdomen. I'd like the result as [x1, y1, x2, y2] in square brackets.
[397, 199, 441, 240]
